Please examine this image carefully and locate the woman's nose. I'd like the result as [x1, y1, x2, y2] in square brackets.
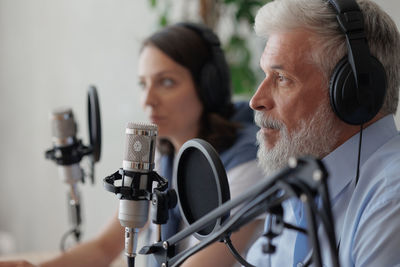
[142, 84, 158, 108]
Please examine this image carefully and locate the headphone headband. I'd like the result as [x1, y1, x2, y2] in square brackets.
[177, 22, 221, 47]
[328, 0, 371, 89]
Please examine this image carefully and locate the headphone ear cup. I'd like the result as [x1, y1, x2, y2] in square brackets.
[200, 62, 220, 110]
[199, 48, 232, 112]
[329, 56, 387, 125]
[177, 22, 232, 113]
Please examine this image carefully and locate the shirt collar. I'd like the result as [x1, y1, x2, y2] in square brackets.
[322, 115, 398, 201]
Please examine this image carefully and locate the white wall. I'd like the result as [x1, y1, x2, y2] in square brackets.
[0, 0, 159, 253]
[0, 0, 399, 259]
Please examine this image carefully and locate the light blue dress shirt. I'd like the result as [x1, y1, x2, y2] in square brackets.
[246, 115, 400, 267]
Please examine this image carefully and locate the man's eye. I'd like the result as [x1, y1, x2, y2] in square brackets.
[278, 74, 287, 82]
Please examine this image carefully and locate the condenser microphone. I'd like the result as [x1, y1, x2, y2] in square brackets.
[46, 107, 87, 247]
[49, 107, 82, 183]
[104, 122, 177, 266]
[119, 122, 157, 264]
[48, 107, 88, 235]
[45, 85, 102, 250]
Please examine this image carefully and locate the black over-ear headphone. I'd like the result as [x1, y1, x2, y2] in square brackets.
[176, 22, 232, 114]
[328, 0, 387, 125]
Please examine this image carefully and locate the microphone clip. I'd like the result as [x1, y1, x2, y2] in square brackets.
[45, 140, 92, 166]
[103, 169, 169, 201]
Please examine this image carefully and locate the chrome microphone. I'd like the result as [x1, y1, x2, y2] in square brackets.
[119, 122, 158, 262]
[50, 108, 82, 201]
[45, 86, 102, 251]
[45, 107, 90, 247]
[104, 122, 180, 266]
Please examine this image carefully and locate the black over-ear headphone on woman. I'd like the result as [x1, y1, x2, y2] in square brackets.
[328, 0, 387, 125]
[176, 22, 232, 115]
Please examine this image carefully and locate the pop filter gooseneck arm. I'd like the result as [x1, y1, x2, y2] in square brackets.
[140, 156, 339, 267]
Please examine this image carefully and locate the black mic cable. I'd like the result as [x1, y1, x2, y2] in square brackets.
[355, 124, 364, 186]
[127, 256, 135, 267]
[336, 124, 364, 256]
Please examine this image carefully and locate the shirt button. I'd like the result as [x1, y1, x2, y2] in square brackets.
[297, 262, 304, 267]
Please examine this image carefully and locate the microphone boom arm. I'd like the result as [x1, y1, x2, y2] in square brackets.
[139, 156, 339, 267]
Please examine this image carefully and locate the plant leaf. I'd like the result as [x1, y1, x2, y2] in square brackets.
[149, 0, 157, 8]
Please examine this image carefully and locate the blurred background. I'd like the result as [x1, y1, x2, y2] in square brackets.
[0, 0, 399, 264]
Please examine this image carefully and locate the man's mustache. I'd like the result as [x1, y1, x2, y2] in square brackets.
[254, 111, 285, 130]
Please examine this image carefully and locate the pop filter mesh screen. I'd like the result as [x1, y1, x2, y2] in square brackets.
[177, 147, 218, 236]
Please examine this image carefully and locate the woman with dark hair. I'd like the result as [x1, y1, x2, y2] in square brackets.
[1, 23, 264, 267]
[139, 22, 264, 266]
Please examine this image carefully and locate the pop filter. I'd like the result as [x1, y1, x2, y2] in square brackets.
[173, 138, 230, 240]
[87, 85, 101, 163]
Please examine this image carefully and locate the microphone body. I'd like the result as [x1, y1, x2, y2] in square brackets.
[119, 122, 157, 260]
[46, 107, 86, 244]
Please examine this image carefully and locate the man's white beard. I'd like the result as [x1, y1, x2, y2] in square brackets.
[255, 102, 340, 177]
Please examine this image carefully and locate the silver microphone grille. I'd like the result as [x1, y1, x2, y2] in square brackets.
[123, 122, 158, 172]
[50, 107, 77, 146]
